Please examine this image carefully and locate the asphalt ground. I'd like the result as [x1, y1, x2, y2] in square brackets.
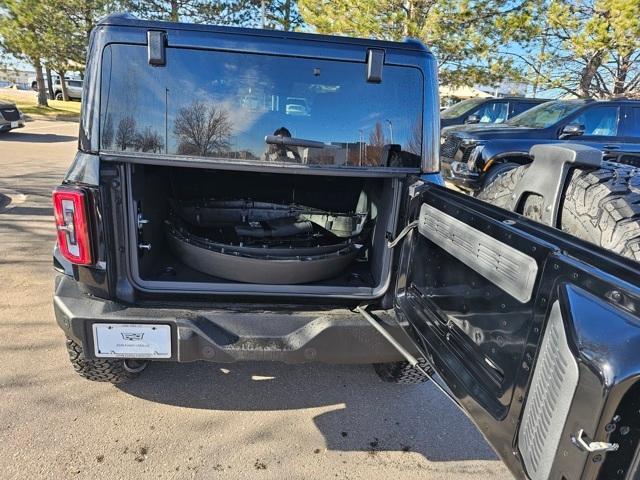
[0, 120, 511, 480]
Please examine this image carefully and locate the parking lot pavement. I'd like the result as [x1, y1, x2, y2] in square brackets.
[0, 120, 511, 480]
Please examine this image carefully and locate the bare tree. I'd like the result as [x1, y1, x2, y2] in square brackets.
[101, 113, 114, 149]
[135, 127, 164, 153]
[369, 121, 385, 148]
[115, 116, 137, 151]
[365, 121, 385, 166]
[407, 120, 422, 156]
[174, 102, 232, 156]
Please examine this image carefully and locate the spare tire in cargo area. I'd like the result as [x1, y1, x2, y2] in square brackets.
[476, 162, 640, 262]
[164, 201, 369, 284]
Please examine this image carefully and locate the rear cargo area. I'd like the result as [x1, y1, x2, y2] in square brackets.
[127, 165, 401, 298]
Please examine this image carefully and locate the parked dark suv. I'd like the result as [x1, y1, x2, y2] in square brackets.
[53, 14, 640, 480]
[441, 98, 640, 191]
[440, 96, 548, 128]
[0, 100, 25, 132]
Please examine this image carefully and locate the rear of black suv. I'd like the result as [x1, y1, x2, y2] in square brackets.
[52, 14, 440, 383]
[53, 15, 640, 479]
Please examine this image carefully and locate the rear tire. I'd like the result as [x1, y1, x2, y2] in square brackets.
[55, 92, 63, 101]
[478, 161, 519, 191]
[66, 337, 145, 383]
[373, 358, 432, 384]
[477, 162, 640, 261]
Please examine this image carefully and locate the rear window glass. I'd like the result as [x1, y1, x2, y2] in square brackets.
[100, 44, 424, 169]
[440, 98, 485, 119]
[625, 107, 640, 138]
[512, 101, 542, 116]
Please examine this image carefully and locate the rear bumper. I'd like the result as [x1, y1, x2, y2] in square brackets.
[53, 275, 408, 364]
[0, 119, 25, 132]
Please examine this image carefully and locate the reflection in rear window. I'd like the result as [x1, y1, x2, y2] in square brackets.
[100, 44, 424, 168]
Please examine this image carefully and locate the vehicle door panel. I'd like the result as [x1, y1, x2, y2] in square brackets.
[560, 105, 622, 149]
[395, 183, 640, 479]
[569, 135, 621, 159]
[613, 106, 640, 167]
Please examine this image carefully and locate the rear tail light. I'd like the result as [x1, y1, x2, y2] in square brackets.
[52, 187, 93, 265]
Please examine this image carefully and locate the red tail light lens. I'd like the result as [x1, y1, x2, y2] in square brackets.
[52, 187, 93, 265]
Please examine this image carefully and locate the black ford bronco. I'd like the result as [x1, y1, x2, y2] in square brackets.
[53, 14, 640, 479]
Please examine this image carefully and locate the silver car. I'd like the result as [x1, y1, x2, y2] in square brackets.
[53, 78, 83, 100]
[0, 101, 25, 133]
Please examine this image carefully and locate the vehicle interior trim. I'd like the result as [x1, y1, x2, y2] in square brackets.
[417, 203, 538, 303]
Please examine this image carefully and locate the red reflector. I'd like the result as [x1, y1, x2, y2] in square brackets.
[52, 187, 93, 265]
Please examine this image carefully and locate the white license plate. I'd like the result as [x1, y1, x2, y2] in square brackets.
[93, 323, 171, 358]
[11, 121, 19, 128]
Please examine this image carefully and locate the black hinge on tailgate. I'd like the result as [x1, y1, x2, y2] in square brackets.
[147, 31, 167, 66]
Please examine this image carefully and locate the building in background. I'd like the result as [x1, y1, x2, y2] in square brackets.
[0, 67, 33, 89]
[439, 85, 492, 108]
[476, 80, 529, 98]
[440, 80, 541, 108]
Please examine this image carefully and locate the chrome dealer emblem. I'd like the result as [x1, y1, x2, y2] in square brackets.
[121, 332, 145, 341]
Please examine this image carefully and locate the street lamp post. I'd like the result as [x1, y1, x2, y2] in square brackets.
[385, 119, 394, 144]
[165, 87, 169, 154]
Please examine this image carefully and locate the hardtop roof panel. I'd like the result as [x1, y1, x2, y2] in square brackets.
[96, 12, 431, 54]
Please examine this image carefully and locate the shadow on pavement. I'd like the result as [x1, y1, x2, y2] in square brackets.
[0, 193, 10, 211]
[1, 132, 76, 143]
[0, 170, 65, 199]
[118, 361, 497, 462]
[1, 206, 53, 216]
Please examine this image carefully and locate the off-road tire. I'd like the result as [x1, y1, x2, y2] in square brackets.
[66, 337, 143, 383]
[477, 162, 640, 262]
[479, 161, 519, 190]
[373, 358, 432, 384]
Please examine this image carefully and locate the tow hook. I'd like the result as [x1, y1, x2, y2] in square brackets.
[123, 359, 148, 373]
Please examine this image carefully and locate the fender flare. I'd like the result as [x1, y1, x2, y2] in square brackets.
[482, 150, 532, 172]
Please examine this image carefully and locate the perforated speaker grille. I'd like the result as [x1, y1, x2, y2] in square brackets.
[518, 301, 579, 480]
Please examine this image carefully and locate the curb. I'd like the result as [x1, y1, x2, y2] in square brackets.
[24, 114, 80, 123]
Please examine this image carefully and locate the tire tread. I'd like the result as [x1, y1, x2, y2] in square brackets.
[373, 358, 432, 384]
[66, 338, 139, 384]
[477, 162, 640, 262]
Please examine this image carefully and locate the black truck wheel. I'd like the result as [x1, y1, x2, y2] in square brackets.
[66, 337, 146, 383]
[477, 162, 640, 262]
[373, 358, 432, 384]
